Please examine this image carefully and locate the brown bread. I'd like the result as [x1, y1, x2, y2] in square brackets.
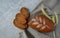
[28, 15, 54, 32]
[20, 7, 29, 19]
[13, 7, 29, 30]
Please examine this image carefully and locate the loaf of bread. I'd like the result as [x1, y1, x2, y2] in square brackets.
[28, 15, 54, 32]
[13, 7, 29, 30]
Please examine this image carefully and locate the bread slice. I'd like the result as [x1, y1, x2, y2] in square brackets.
[13, 19, 27, 30]
[20, 7, 29, 19]
[15, 13, 26, 24]
[13, 7, 29, 30]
